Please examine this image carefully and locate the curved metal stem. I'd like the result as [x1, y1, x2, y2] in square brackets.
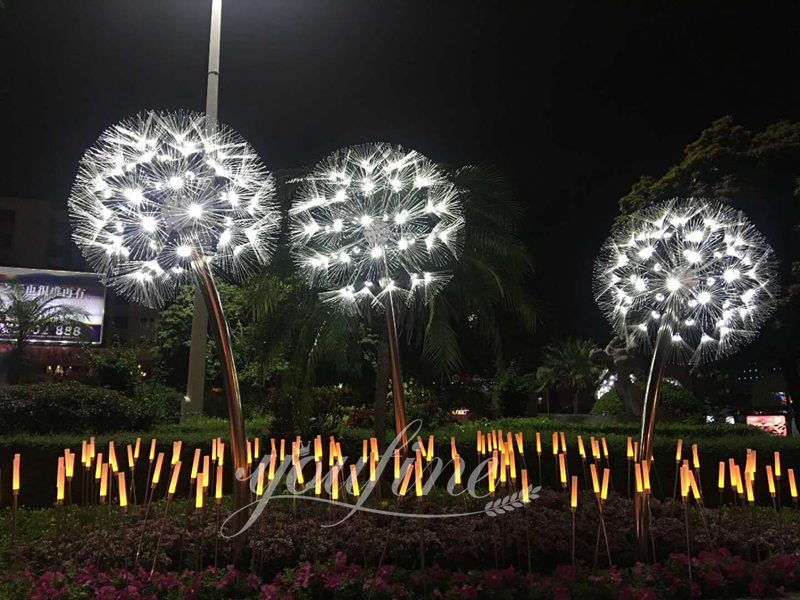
[384, 295, 408, 452]
[192, 253, 248, 536]
[637, 322, 672, 559]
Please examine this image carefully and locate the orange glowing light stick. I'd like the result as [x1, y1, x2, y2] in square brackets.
[590, 463, 600, 495]
[134, 437, 141, 461]
[559, 453, 567, 488]
[688, 471, 700, 501]
[399, 463, 413, 496]
[570, 475, 578, 510]
[766, 465, 776, 497]
[492, 429, 498, 451]
[577, 436, 586, 459]
[718, 462, 725, 490]
[203, 455, 210, 489]
[788, 469, 797, 501]
[81, 440, 87, 468]
[151, 452, 164, 487]
[56, 456, 65, 504]
[536, 432, 541, 455]
[745, 475, 754, 504]
[195, 472, 203, 510]
[369, 454, 376, 482]
[190, 449, 201, 480]
[691, 444, 699, 470]
[12, 453, 20, 494]
[65, 449, 75, 480]
[335, 443, 344, 466]
[592, 438, 601, 461]
[254, 437, 260, 461]
[171, 441, 181, 465]
[272, 438, 278, 460]
[331, 465, 339, 501]
[633, 441, 638, 462]
[499, 451, 507, 484]
[488, 455, 497, 494]
[454, 455, 462, 486]
[371, 437, 379, 462]
[99, 463, 108, 502]
[314, 462, 322, 496]
[734, 465, 744, 497]
[314, 436, 321, 461]
[349, 465, 360, 497]
[117, 472, 127, 509]
[149, 438, 156, 462]
[642, 459, 651, 493]
[280, 439, 285, 462]
[560, 431, 567, 454]
[217, 442, 224, 467]
[680, 464, 689, 501]
[450, 437, 457, 460]
[486, 431, 492, 453]
[108, 442, 118, 473]
[211, 438, 217, 463]
[518, 468, 529, 502]
[256, 462, 265, 497]
[510, 450, 517, 480]
[634, 463, 643, 494]
[515, 432, 524, 455]
[729, 458, 738, 490]
[626, 437, 633, 460]
[168, 461, 181, 498]
[215, 465, 223, 503]
[601, 438, 609, 460]
[394, 449, 400, 479]
[95, 453, 104, 480]
[675, 439, 683, 463]
[268, 452, 276, 482]
[774, 451, 781, 479]
[552, 432, 558, 456]
[89, 436, 96, 461]
[427, 435, 435, 463]
[601, 468, 610, 501]
[416, 436, 426, 459]
[415, 451, 423, 497]
[246, 440, 252, 466]
[476, 430, 482, 452]
[362, 440, 368, 462]
[294, 453, 305, 485]
[127, 445, 134, 470]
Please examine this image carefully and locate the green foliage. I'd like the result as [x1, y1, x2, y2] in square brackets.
[535, 338, 601, 412]
[84, 344, 150, 394]
[0, 382, 162, 434]
[591, 381, 707, 420]
[490, 362, 535, 416]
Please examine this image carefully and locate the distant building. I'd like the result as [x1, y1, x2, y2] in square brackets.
[0, 196, 158, 373]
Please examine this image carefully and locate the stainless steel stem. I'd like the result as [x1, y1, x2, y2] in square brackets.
[384, 295, 408, 452]
[191, 253, 248, 532]
[637, 321, 672, 558]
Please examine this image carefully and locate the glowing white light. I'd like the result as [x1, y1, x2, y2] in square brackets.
[304, 221, 320, 236]
[69, 110, 279, 308]
[593, 198, 778, 364]
[290, 142, 463, 314]
[141, 216, 157, 232]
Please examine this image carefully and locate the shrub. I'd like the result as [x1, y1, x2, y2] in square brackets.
[591, 381, 706, 419]
[0, 382, 168, 434]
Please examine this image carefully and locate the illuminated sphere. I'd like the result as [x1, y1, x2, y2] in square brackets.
[289, 143, 464, 313]
[68, 111, 279, 307]
[593, 198, 778, 364]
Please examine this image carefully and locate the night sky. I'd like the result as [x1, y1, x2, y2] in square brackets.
[2, 1, 798, 342]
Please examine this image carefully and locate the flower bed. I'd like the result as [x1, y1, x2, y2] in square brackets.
[4, 550, 800, 599]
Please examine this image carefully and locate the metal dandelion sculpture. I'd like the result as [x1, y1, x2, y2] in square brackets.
[69, 110, 279, 523]
[289, 143, 464, 446]
[593, 197, 778, 555]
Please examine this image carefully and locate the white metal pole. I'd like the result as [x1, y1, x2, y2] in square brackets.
[184, 0, 222, 418]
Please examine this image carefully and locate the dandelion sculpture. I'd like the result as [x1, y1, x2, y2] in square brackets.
[593, 197, 778, 556]
[290, 143, 464, 448]
[69, 110, 279, 522]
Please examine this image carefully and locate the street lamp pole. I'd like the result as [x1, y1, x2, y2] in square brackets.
[185, 0, 222, 418]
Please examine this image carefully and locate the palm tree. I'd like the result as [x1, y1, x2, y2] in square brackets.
[535, 338, 600, 414]
[0, 285, 88, 383]
[373, 166, 540, 434]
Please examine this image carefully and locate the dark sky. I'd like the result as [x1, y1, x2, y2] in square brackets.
[1, 0, 799, 341]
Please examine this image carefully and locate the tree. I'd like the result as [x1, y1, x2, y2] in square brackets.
[369, 166, 541, 438]
[0, 285, 88, 383]
[534, 338, 600, 414]
[616, 116, 800, 426]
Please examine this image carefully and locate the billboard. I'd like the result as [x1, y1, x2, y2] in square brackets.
[746, 414, 787, 437]
[0, 267, 105, 344]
